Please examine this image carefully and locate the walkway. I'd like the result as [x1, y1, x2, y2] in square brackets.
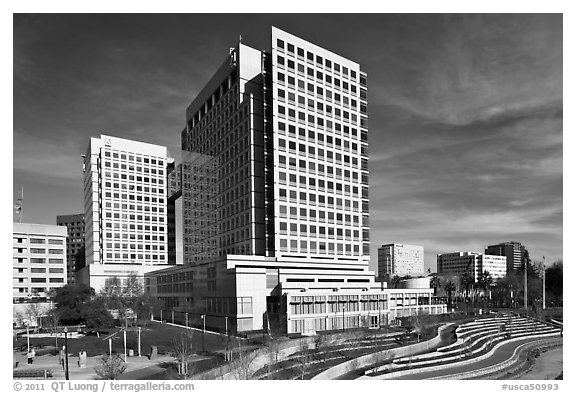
[517, 347, 562, 380]
[13, 351, 175, 380]
[391, 337, 560, 380]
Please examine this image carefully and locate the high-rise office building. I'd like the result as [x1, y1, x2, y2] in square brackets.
[78, 135, 174, 291]
[436, 251, 507, 282]
[147, 27, 444, 334]
[56, 213, 85, 283]
[485, 241, 527, 273]
[13, 223, 67, 303]
[378, 243, 424, 281]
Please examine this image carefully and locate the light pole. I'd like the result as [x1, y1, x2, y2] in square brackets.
[201, 315, 206, 353]
[342, 306, 345, 331]
[26, 325, 30, 354]
[123, 329, 127, 363]
[542, 256, 546, 310]
[224, 316, 228, 336]
[185, 313, 189, 329]
[524, 259, 528, 311]
[63, 327, 69, 380]
[138, 327, 142, 357]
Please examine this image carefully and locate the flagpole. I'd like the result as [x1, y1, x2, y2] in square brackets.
[20, 185, 23, 223]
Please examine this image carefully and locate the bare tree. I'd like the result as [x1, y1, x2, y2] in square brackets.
[172, 331, 196, 378]
[95, 354, 127, 380]
[295, 341, 312, 380]
[230, 338, 259, 380]
[25, 303, 43, 327]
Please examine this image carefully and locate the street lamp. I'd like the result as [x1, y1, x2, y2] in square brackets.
[201, 315, 206, 353]
[123, 329, 127, 363]
[224, 316, 228, 336]
[342, 306, 345, 331]
[138, 327, 142, 357]
[542, 256, 546, 310]
[63, 327, 69, 380]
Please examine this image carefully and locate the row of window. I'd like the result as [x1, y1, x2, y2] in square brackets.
[103, 192, 164, 204]
[103, 150, 164, 167]
[14, 277, 64, 284]
[278, 172, 369, 199]
[102, 161, 165, 175]
[276, 38, 357, 80]
[104, 253, 165, 260]
[278, 239, 367, 254]
[104, 202, 165, 213]
[278, 118, 365, 144]
[14, 267, 64, 274]
[279, 189, 361, 210]
[276, 58, 358, 94]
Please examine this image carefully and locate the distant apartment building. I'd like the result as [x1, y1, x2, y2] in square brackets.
[485, 241, 527, 273]
[13, 223, 67, 303]
[377, 243, 424, 281]
[436, 251, 507, 282]
[145, 27, 446, 335]
[56, 213, 85, 283]
[78, 134, 175, 291]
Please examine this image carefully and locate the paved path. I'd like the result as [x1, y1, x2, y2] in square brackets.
[391, 337, 551, 380]
[13, 351, 175, 380]
[518, 347, 562, 380]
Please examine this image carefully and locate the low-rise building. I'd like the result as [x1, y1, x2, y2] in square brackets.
[13, 223, 67, 303]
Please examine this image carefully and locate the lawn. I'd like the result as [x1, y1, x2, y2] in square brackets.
[13, 321, 228, 359]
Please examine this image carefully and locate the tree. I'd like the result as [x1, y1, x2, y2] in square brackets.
[94, 355, 127, 380]
[53, 284, 95, 325]
[430, 276, 441, 296]
[81, 298, 114, 337]
[230, 338, 258, 380]
[172, 332, 196, 378]
[477, 270, 493, 307]
[133, 293, 161, 326]
[390, 275, 401, 289]
[545, 260, 563, 306]
[444, 281, 456, 309]
[295, 341, 312, 380]
[460, 272, 475, 300]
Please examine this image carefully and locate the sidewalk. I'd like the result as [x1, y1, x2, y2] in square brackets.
[13, 351, 175, 380]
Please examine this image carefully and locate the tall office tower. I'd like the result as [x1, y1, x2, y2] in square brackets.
[378, 243, 424, 281]
[485, 241, 527, 273]
[79, 134, 174, 291]
[13, 223, 67, 303]
[56, 213, 85, 283]
[436, 251, 507, 282]
[148, 27, 444, 334]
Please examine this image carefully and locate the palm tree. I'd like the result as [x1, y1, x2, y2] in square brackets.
[444, 281, 456, 309]
[460, 272, 475, 300]
[430, 276, 442, 296]
[477, 270, 493, 309]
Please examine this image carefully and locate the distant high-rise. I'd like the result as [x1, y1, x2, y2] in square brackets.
[79, 134, 174, 291]
[436, 251, 507, 282]
[56, 213, 85, 283]
[378, 243, 424, 280]
[485, 241, 527, 273]
[13, 223, 67, 303]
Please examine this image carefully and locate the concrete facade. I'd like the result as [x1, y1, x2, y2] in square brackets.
[80, 134, 174, 291]
[146, 27, 446, 335]
[13, 223, 67, 303]
[377, 243, 424, 280]
[485, 241, 527, 273]
[436, 252, 507, 282]
[56, 213, 85, 283]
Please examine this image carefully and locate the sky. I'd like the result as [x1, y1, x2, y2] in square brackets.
[12, 13, 563, 272]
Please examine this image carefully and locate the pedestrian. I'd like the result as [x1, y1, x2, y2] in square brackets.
[31, 348, 36, 364]
[27, 350, 33, 364]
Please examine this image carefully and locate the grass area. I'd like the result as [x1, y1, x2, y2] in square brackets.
[13, 321, 228, 358]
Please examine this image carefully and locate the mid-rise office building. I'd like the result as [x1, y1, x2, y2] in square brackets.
[146, 27, 445, 335]
[56, 213, 85, 283]
[485, 241, 527, 273]
[436, 251, 507, 282]
[377, 243, 424, 281]
[13, 223, 67, 303]
[78, 135, 175, 291]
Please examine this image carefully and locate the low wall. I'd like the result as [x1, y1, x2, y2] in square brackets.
[312, 323, 456, 380]
[363, 331, 561, 380]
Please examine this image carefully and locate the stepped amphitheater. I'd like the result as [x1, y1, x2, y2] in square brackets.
[359, 313, 562, 380]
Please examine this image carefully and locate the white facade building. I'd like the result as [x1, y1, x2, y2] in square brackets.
[146, 28, 445, 335]
[13, 223, 67, 303]
[378, 243, 424, 280]
[79, 134, 174, 291]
